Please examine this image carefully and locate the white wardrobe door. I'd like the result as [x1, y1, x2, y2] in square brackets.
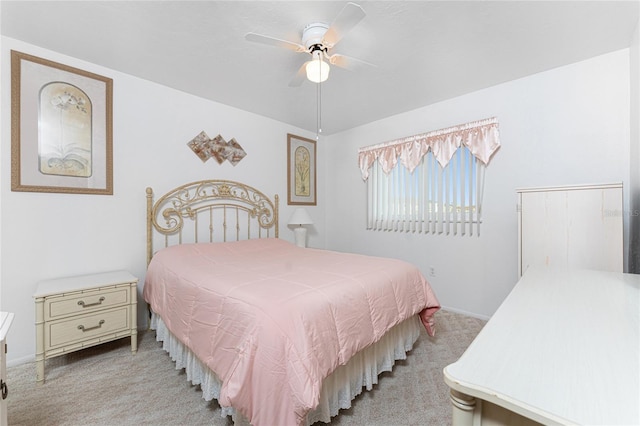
[519, 185, 623, 276]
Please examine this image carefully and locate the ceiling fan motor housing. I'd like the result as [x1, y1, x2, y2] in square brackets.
[302, 22, 329, 51]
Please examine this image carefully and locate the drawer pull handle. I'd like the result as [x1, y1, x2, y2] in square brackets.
[77, 297, 105, 308]
[1, 380, 7, 400]
[77, 320, 105, 332]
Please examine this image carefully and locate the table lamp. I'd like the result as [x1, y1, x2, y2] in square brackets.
[288, 208, 313, 248]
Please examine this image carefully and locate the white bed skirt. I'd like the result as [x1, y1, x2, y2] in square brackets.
[150, 312, 421, 425]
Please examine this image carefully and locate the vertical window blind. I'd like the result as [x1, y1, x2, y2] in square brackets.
[359, 117, 500, 236]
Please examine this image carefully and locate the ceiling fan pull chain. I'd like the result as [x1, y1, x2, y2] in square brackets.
[317, 64, 322, 140]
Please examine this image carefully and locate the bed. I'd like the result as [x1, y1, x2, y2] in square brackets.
[143, 180, 441, 426]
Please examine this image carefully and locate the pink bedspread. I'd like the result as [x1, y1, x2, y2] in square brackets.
[143, 238, 440, 426]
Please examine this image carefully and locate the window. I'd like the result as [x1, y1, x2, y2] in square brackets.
[367, 146, 484, 235]
[359, 117, 500, 236]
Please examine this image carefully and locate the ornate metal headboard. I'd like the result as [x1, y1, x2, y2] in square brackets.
[146, 180, 279, 265]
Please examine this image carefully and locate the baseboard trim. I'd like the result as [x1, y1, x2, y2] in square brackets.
[7, 353, 35, 368]
[440, 305, 491, 321]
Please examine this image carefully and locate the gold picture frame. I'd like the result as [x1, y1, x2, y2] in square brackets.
[11, 50, 113, 195]
[287, 133, 316, 205]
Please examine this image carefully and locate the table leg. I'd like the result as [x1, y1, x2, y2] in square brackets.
[34, 297, 45, 384]
[450, 389, 478, 426]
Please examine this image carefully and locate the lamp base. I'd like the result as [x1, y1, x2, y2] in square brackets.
[293, 227, 307, 248]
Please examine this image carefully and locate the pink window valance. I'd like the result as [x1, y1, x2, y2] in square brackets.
[358, 117, 501, 180]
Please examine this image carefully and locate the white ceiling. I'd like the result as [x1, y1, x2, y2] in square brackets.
[2, 1, 638, 135]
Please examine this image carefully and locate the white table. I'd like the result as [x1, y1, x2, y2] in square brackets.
[444, 266, 640, 426]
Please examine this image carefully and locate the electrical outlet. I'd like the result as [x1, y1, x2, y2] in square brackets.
[429, 266, 436, 277]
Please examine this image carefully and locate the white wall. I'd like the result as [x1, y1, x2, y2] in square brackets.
[1, 38, 633, 362]
[629, 19, 640, 273]
[0, 37, 326, 363]
[325, 49, 631, 319]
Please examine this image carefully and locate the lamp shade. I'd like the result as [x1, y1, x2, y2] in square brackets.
[306, 51, 330, 83]
[288, 208, 313, 226]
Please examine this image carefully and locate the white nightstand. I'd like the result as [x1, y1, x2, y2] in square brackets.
[0, 312, 14, 426]
[33, 270, 138, 384]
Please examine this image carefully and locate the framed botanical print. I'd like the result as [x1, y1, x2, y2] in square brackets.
[287, 133, 316, 205]
[11, 50, 113, 194]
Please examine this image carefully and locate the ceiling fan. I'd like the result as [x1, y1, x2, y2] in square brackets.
[245, 2, 374, 87]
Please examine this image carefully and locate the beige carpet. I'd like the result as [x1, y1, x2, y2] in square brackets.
[7, 310, 485, 426]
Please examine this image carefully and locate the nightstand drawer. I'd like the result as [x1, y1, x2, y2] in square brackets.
[45, 285, 130, 320]
[46, 306, 130, 350]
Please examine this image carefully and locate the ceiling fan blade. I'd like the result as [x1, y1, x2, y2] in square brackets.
[322, 2, 366, 48]
[289, 62, 309, 87]
[327, 53, 376, 71]
[245, 32, 306, 53]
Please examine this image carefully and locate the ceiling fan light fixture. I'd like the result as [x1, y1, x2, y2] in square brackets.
[306, 51, 330, 83]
